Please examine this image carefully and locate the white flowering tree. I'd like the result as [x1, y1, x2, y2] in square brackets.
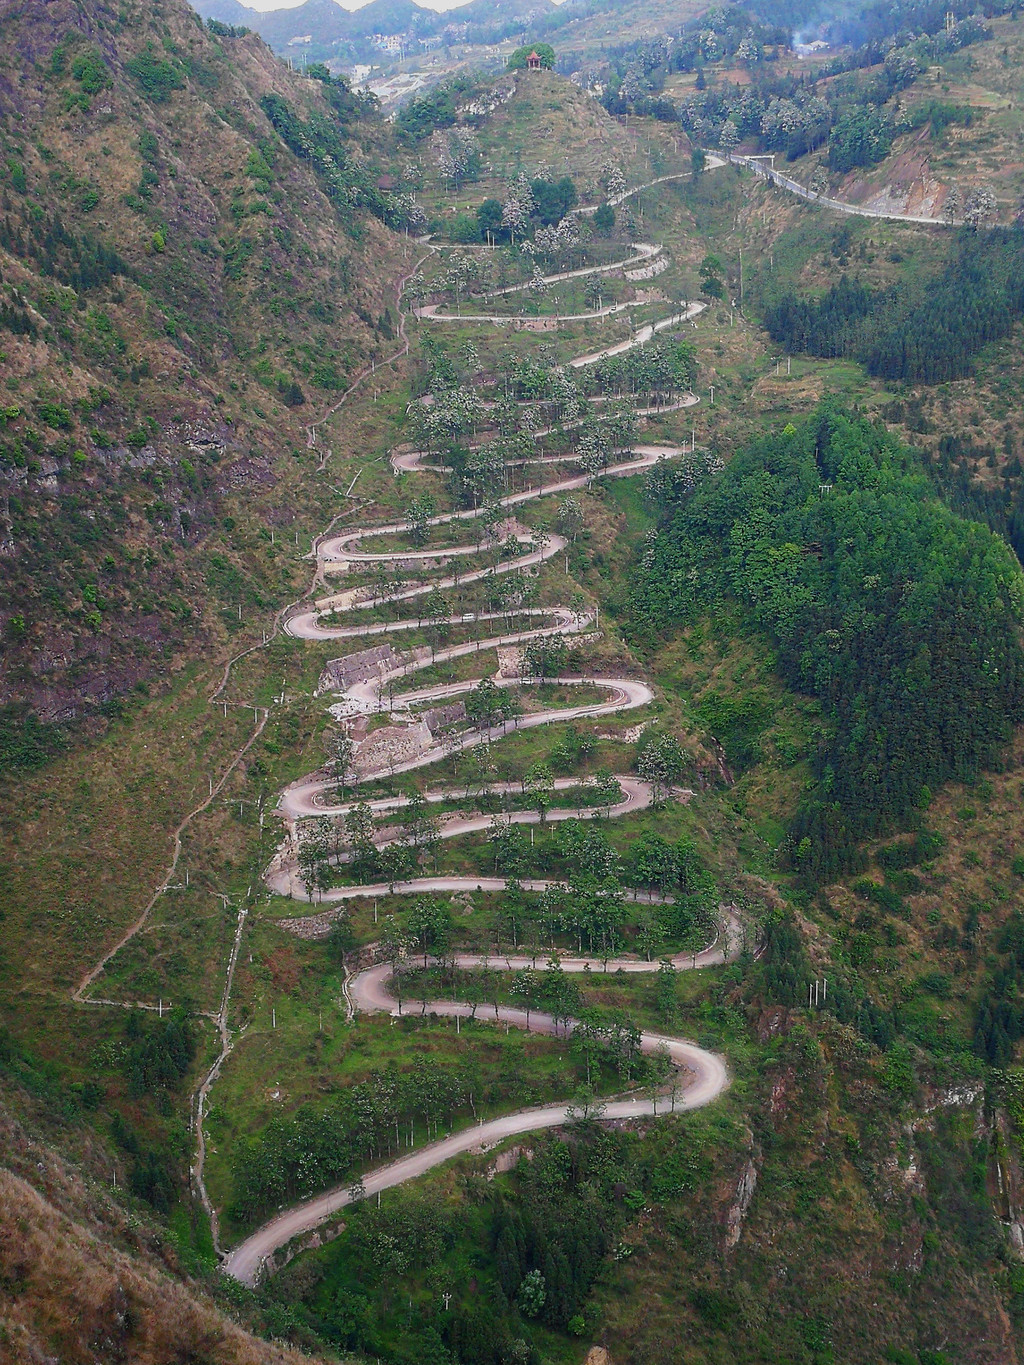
[501, 196, 528, 245]
[963, 185, 997, 230]
[601, 163, 628, 198]
[443, 252, 478, 312]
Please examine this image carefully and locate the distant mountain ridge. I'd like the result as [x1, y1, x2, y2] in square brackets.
[191, 0, 559, 57]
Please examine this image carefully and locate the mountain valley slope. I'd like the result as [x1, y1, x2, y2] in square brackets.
[7, 9, 1024, 1365]
[0, 0, 411, 727]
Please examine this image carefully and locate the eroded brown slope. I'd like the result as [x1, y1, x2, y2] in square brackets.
[0, 0, 407, 723]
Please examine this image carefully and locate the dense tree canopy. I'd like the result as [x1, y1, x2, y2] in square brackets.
[761, 231, 1024, 385]
[395, 75, 479, 142]
[630, 404, 1024, 880]
[530, 176, 578, 226]
[827, 107, 892, 172]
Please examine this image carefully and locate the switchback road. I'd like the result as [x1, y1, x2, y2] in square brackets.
[222, 920, 739, 1285]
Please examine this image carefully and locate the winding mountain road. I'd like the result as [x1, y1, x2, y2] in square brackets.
[413, 238, 709, 354]
[277, 772, 656, 824]
[282, 446, 686, 635]
[330, 671, 653, 776]
[212, 198, 737, 1283]
[222, 915, 740, 1286]
[68, 208, 738, 1283]
[483, 242, 664, 298]
[577, 159, 727, 214]
[416, 295, 665, 325]
[724, 151, 950, 226]
[270, 770, 677, 898]
[269, 869, 671, 906]
[391, 394, 701, 479]
[223, 1036, 727, 1287]
[570, 305, 706, 367]
[283, 604, 577, 645]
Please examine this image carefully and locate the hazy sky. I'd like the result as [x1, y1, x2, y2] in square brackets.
[240, 0, 531, 12]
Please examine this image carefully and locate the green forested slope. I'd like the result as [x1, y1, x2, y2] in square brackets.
[761, 231, 1024, 385]
[630, 403, 1024, 878]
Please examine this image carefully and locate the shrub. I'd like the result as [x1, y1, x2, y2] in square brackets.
[206, 17, 250, 36]
[881, 1043, 916, 1098]
[126, 45, 184, 102]
[918, 970, 951, 998]
[449, 212, 481, 244]
[71, 47, 110, 94]
[477, 198, 503, 240]
[0, 705, 65, 770]
[691, 1288, 734, 1327]
[312, 363, 344, 389]
[594, 203, 615, 234]
[37, 402, 72, 429]
[6, 160, 27, 194]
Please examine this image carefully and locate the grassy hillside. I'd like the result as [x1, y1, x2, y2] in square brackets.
[0, 1065, 335, 1364]
[402, 67, 687, 221]
[0, 0, 410, 726]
